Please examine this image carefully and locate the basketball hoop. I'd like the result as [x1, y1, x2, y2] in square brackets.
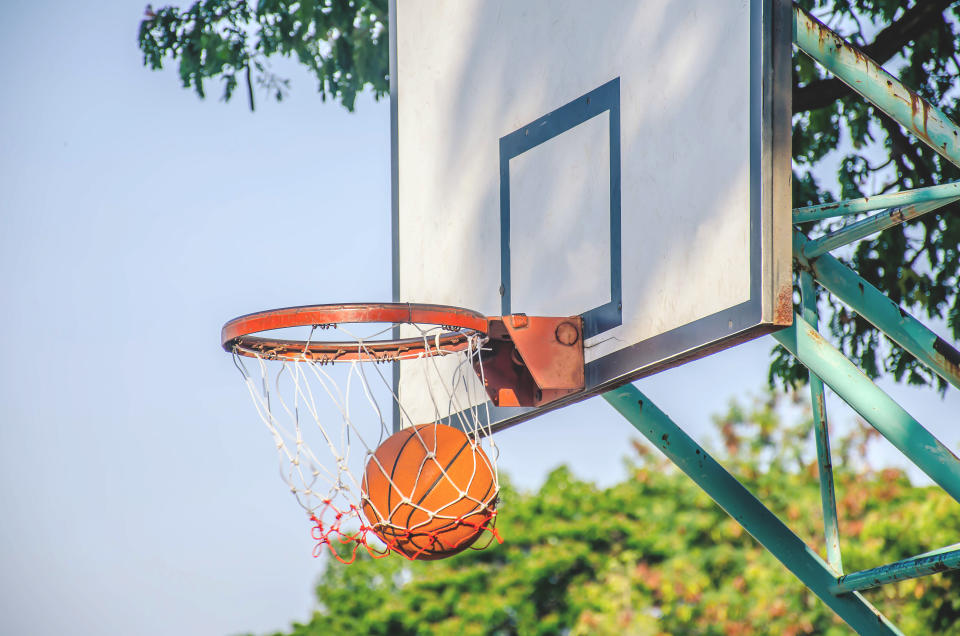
[222, 303, 489, 362]
[222, 303, 503, 562]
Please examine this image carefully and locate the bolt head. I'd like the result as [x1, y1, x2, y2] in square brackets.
[555, 322, 579, 346]
[510, 314, 529, 329]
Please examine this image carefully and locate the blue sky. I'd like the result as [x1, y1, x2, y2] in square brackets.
[1, 2, 958, 635]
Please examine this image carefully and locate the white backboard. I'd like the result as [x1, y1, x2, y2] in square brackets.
[391, 0, 792, 431]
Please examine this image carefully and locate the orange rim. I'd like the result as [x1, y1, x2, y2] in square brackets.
[222, 303, 489, 362]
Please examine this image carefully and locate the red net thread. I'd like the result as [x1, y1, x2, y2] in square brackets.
[309, 504, 502, 564]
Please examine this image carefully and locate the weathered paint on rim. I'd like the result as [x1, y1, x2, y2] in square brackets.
[221, 302, 489, 362]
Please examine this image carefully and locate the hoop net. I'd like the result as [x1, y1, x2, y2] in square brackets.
[230, 320, 501, 563]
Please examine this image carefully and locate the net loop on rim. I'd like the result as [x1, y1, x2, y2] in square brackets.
[226, 303, 502, 562]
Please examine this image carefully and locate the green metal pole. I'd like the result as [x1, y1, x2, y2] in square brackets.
[802, 198, 959, 259]
[800, 271, 843, 574]
[793, 5, 960, 168]
[795, 231, 960, 391]
[773, 313, 960, 503]
[832, 548, 960, 594]
[603, 385, 901, 635]
[793, 182, 960, 224]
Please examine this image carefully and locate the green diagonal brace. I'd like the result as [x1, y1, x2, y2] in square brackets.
[793, 5, 960, 167]
[833, 547, 960, 594]
[802, 198, 959, 259]
[603, 385, 901, 635]
[793, 182, 960, 224]
[795, 231, 960, 391]
[774, 313, 960, 503]
[800, 270, 843, 574]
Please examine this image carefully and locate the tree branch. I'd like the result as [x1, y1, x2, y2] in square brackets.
[794, 0, 956, 113]
[246, 62, 255, 112]
[877, 115, 936, 190]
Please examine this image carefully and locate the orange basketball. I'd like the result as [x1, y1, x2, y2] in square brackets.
[361, 423, 498, 560]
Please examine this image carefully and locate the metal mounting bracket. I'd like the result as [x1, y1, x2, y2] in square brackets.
[475, 315, 585, 407]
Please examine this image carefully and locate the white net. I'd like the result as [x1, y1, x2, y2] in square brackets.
[231, 322, 501, 562]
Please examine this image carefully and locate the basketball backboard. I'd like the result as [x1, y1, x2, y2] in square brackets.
[390, 0, 792, 431]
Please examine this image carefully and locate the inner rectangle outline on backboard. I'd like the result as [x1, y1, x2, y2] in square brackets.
[498, 78, 622, 339]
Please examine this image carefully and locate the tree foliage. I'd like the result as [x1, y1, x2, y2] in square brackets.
[250, 394, 959, 635]
[138, 0, 388, 111]
[138, 0, 960, 391]
[775, 0, 960, 392]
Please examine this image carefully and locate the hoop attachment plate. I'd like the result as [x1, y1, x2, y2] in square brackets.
[221, 302, 489, 362]
[477, 315, 585, 407]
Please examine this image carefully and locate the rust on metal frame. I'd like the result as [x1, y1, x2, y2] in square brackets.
[796, 5, 960, 162]
[476, 315, 585, 408]
[774, 283, 795, 326]
[932, 337, 960, 388]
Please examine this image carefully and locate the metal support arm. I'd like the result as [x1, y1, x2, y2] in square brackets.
[832, 546, 960, 595]
[603, 385, 901, 635]
[800, 271, 843, 574]
[793, 182, 960, 224]
[773, 313, 960, 503]
[802, 198, 959, 259]
[795, 231, 960, 391]
[793, 5, 960, 168]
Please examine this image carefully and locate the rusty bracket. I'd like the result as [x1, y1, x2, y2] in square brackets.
[474, 314, 585, 408]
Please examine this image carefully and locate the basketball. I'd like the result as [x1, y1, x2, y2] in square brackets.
[361, 423, 498, 560]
